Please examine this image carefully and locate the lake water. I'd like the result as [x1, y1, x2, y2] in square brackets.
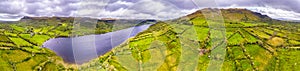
[42, 24, 152, 64]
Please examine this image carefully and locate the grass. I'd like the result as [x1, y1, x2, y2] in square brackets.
[50, 30, 70, 37]
[225, 23, 244, 27]
[226, 32, 235, 39]
[288, 40, 300, 45]
[244, 44, 272, 70]
[16, 58, 38, 71]
[9, 37, 32, 47]
[114, 49, 140, 71]
[228, 33, 244, 45]
[0, 57, 13, 71]
[191, 17, 207, 26]
[277, 49, 300, 70]
[237, 60, 253, 70]
[230, 46, 246, 59]
[169, 24, 191, 33]
[226, 28, 237, 38]
[0, 35, 11, 42]
[42, 62, 59, 71]
[33, 28, 42, 33]
[221, 60, 235, 71]
[181, 27, 200, 41]
[241, 29, 257, 43]
[32, 55, 48, 65]
[40, 26, 55, 34]
[1, 50, 31, 62]
[287, 33, 300, 40]
[22, 46, 43, 53]
[142, 42, 167, 70]
[4, 32, 17, 37]
[197, 54, 210, 71]
[194, 27, 209, 41]
[16, 54, 48, 71]
[10, 25, 26, 32]
[262, 28, 285, 37]
[245, 28, 271, 39]
[19, 34, 51, 46]
[240, 22, 258, 27]
[0, 42, 15, 47]
[109, 59, 127, 71]
[0, 20, 77, 71]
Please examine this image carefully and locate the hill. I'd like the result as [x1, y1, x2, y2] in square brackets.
[184, 8, 272, 22]
[0, 16, 157, 70]
[0, 8, 300, 71]
[79, 8, 300, 71]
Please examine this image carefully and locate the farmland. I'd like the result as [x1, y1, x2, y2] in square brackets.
[80, 18, 300, 70]
[0, 18, 155, 70]
[0, 8, 300, 71]
[0, 22, 78, 70]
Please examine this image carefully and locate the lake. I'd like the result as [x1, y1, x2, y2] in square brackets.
[42, 24, 152, 64]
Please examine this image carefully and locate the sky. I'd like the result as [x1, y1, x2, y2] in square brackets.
[0, 0, 300, 21]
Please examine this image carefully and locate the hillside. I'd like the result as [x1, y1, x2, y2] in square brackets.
[0, 17, 156, 70]
[184, 8, 272, 23]
[0, 8, 300, 71]
[79, 8, 300, 71]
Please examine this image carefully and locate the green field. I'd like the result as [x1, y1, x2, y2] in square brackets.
[0, 22, 77, 70]
[80, 20, 300, 71]
[1, 8, 300, 71]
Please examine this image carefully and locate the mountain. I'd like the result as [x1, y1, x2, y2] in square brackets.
[183, 8, 273, 23]
[19, 16, 157, 25]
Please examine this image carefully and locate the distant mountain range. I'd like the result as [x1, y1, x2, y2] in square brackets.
[177, 8, 299, 24]
[1, 8, 298, 24]
[182, 8, 271, 22]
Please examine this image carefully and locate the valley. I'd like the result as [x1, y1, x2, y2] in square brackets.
[0, 8, 300, 71]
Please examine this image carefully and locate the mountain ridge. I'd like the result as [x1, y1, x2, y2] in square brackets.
[1, 8, 297, 23]
[181, 8, 273, 22]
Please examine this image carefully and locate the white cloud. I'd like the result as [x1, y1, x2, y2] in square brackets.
[114, 0, 134, 6]
[0, 0, 300, 21]
[0, 0, 25, 14]
[73, 0, 195, 20]
[0, 13, 23, 21]
[109, 0, 194, 20]
[249, 7, 300, 21]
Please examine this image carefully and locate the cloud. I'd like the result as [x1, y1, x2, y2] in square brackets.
[105, 1, 133, 11]
[0, 0, 300, 21]
[247, 7, 300, 21]
[122, 0, 196, 20]
[0, 0, 25, 14]
[24, 0, 78, 17]
[0, 0, 79, 21]
[75, 0, 195, 20]
[0, 13, 23, 21]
